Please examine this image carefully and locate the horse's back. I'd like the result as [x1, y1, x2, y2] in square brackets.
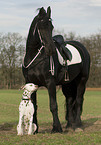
[65, 40, 90, 61]
[65, 40, 90, 78]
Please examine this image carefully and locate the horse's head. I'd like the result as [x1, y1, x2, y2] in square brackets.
[35, 6, 56, 55]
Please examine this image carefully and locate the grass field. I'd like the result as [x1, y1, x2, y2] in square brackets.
[0, 89, 101, 145]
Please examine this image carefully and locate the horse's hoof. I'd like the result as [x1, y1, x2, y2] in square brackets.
[75, 128, 83, 132]
[51, 126, 63, 133]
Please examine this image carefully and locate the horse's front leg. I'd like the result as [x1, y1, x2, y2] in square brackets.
[46, 79, 62, 133]
[31, 91, 38, 133]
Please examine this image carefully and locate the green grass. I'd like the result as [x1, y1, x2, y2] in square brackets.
[0, 89, 101, 145]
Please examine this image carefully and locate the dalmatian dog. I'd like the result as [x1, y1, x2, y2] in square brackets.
[17, 83, 38, 135]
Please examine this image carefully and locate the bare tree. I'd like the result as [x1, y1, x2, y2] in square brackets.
[0, 31, 101, 88]
[0, 33, 25, 88]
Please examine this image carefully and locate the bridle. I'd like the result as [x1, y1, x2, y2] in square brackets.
[23, 18, 51, 69]
[33, 20, 45, 46]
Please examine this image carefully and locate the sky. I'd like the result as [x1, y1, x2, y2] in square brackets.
[0, 0, 101, 37]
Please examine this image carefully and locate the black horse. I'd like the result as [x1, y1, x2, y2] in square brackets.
[22, 6, 90, 133]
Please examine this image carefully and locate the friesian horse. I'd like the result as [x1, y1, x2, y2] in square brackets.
[22, 6, 90, 133]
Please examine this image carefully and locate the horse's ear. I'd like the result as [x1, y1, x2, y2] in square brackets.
[47, 6, 51, 18]
[39, 7, 46, 18]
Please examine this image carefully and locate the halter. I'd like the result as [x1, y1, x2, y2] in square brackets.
[33, 21, 45, 46]
[23, 18, 54, 76]
[33, 18, 52, 45]
[23, 21, 45, 69]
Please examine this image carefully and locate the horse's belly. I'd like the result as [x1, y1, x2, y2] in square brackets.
[56, 63, 82, 85]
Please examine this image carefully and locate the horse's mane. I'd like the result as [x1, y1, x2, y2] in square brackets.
[26, 16, 38, 50]
[36, 8, 41, 12]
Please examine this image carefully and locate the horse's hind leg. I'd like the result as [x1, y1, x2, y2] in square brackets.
[74, 76, 87, 128]
[62, 82, 77, 129]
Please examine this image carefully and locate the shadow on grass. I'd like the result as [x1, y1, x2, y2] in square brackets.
[39, 117, 101, 133]
[0, 117, 100, 134]
[83, 117, 98, 126]
[38, 122, 52, 133]
[82, 117, 101, 132]
[0, 122, 17, 131]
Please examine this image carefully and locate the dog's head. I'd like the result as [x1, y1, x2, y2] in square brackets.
[20, 83, 38, 92]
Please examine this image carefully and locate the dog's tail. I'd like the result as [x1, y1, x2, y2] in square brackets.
[33, 123, 37, 133]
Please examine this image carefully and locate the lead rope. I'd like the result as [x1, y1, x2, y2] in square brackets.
[49, 56, 55, 76]
[23, 45, 44, 68]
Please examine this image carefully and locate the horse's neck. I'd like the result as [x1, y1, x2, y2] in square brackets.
[24, 31, 41, 64]
[24, 17, 42, 65]
[26, 40, 40, 55]
[24, 44, 40, 66]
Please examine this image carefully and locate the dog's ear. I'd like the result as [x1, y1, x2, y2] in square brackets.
[19, 85, 25, 90]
